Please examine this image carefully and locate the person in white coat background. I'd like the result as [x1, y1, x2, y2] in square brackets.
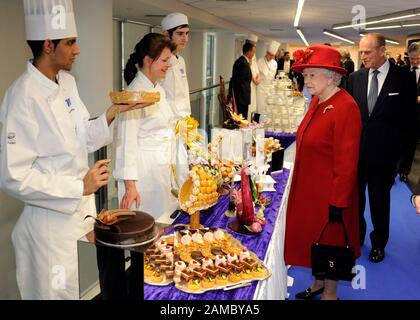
[160, 12, 191, 118]
[246, 34, 261, 120]
[257, 40, 280, 114]
[114, 33, 179, 223]
[0, 0, 149, 300]
[160, 12, 191, 193]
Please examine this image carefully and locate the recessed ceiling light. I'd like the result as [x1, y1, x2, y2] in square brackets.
[296, 28, 309, 46]
[323, 30, 354, 44]
[294, 0, 305, 27]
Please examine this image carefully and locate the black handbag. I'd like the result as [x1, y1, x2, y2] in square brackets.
[311, 220, 356, 281]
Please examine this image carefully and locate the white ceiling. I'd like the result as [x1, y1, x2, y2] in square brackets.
[113, 0, 420, 45]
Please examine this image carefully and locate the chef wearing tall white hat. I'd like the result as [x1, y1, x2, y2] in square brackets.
[257, 40, 280, 113]
[0, 0, 148, 300]
[160, 12, 190, 197]
[246, 34, 261, 120]
[161, 12, 191, 118]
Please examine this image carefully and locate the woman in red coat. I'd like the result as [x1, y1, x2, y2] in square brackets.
[284, 45, 362, 300]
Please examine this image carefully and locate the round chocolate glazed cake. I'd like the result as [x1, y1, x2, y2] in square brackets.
[94, 211, 158, 247]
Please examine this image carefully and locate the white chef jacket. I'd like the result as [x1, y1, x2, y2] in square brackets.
[114, 71, 178, 222]
[0, 61, 112, 300]
[256, 56, 277, 113]
[160, 54, 191, 118]
[249, 55, 260, 119]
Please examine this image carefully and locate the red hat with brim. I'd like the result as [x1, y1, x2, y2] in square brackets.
[291, 45, 347, 75]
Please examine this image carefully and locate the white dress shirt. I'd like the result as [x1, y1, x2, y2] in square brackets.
[367, 59, 390, 98]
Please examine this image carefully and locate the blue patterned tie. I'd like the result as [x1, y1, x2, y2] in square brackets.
[367, 69, 379, 116]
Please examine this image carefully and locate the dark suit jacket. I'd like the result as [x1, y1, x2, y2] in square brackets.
[403, 64, 420, 96]
[277, 58, 295, 72]
[347, 62, 418, 167]
[343, 59, 355, 76]
[231, 56, 252, 106]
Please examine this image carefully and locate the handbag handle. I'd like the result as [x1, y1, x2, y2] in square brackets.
[316, 220, 350, 248]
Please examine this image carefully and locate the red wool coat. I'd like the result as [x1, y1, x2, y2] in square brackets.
[284, 89, 362, 268]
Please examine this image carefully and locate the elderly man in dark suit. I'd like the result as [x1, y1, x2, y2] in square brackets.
[347, 33, 418, 263]
[230, 42, 255, 119]
[398, 42, 420, 181]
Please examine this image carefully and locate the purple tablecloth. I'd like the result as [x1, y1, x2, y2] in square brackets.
[144, 169, 290, 300]
[265, 131, 296, 149]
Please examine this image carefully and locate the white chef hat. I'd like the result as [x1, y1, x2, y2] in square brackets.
[161, 12, 189, 31]
[24, 0, 78, 41]
[268, 41, 280, 55]
[247, 34, 258, 43]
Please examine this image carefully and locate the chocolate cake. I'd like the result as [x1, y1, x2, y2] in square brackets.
[94, 211, 157, 247]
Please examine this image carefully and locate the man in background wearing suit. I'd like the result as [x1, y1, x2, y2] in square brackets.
[277, 51, 304, 91]
[347, 33, 418, 263]
[230, 42, 255, 119]
[398, 42, 420, 182]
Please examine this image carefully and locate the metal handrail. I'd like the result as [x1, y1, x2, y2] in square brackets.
[189, 80, 229, 95]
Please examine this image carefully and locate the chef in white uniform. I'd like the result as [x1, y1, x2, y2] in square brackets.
[160, 12, 191, 193]
[246, 34, 261, 120]
[257, 41, 280, 113]
[0, 0, 148, 300]
[114, 33, 179, 223]
[160, 12, 191, 118]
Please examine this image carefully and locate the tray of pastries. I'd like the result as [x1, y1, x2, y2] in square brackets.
[144, 235, 175, 286]
[172, 228, 271, 294]
[109, 90, 160, 104]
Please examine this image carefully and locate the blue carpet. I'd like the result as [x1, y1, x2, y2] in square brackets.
[287, 178, 420, 300]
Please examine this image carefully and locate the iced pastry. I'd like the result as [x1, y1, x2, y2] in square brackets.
[202, 257, 214, 269]
[214, 229, 225, 241]
[227, 252, 238, 264]
[203, 232, 214, 243]
[174, 261, 186, 271]
[181, 234, 192, 246]
[191, 232, 204, 244]
[188, 259, 201, 269]
[239, 249, 250, 262]
[215, 255, 227, 267]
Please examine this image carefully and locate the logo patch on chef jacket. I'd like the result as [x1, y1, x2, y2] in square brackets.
[7, 132, 16, 144]
[179, 68, 186, 76]
[65, 98, 75, 113]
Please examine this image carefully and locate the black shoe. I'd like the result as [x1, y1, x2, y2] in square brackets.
[369, 248, 385, 263]
[399, 173, 408, 182]
[295, 287, 324, 300]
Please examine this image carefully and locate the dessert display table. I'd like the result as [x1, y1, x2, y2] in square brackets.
[144, 165, 293, 300]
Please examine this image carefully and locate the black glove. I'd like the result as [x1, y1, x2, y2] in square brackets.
[329, 205, 343, 223]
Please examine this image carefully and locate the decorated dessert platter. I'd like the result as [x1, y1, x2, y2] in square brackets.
[144, 228, 271, 293]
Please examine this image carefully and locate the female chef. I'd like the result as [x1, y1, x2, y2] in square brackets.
[114, 33, 179, 222]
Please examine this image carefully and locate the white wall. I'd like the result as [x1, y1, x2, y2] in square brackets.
[72, 0, 113, 117]
[216, 32, 236, 83]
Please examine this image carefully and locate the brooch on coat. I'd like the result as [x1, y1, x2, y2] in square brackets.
[323, 105, 334, 114]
